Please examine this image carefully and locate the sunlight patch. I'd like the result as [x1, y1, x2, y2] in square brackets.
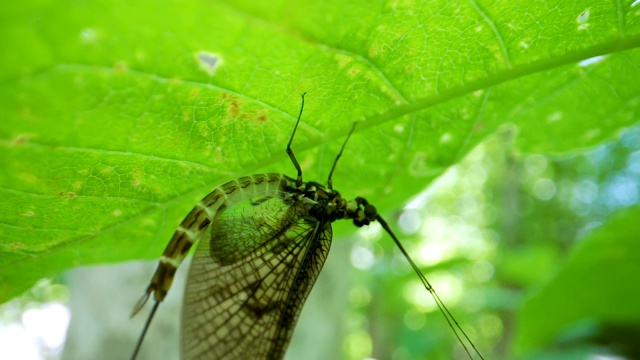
[546, 111, 563, 122]
[80, 28, 98, 43]
[578, 55, 606, 67]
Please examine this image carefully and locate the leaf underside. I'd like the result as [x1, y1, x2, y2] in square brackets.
[1, 1, 639, 335]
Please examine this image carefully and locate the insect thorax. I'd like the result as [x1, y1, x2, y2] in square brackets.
[280, 177, 378, 227]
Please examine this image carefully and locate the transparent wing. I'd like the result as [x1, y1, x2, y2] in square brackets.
[181, 197, 332, 360]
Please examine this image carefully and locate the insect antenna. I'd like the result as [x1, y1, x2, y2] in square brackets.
[286, 93, 307, 187]
[286, 92, 358, 190]
[327, 122, 357, 190]
[375, 215, 485, 360]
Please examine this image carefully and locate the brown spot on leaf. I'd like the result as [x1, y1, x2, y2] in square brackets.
[223, 95, 241, 118]
[113, 61, 128, 73]
[8, 242, 24, 250]
[256, 109, 268, 122]
[189, 88, 200, 100]
[181, 108, 192, 122]
[131, 167, 144, 187]
[13, 134, 31, 145]
[369, 45, 380, 58]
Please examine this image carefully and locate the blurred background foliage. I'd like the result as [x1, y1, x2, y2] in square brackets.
[342, 124, 640, 360]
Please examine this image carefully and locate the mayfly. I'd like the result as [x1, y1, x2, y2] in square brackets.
[131, 94, 484, 359]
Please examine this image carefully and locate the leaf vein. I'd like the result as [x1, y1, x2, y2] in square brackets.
[466, 0, 512, 68]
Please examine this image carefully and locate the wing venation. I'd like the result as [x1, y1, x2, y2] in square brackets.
[181, 196, 332, 360]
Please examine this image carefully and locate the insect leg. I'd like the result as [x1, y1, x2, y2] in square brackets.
[375, 214, 485, 360]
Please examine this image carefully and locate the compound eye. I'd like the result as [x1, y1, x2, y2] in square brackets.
[364, 204, 377, 220]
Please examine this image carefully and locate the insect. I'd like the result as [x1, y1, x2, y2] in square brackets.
[131, 94, 484, 359]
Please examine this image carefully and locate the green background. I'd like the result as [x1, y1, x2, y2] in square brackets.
[1, 0, 640, 359]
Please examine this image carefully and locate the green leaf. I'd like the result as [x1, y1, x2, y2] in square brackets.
[1, 0, 639, 305]
[515, 204, 640, 354]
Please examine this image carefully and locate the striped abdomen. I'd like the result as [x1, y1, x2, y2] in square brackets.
[144, 173, 295, 303]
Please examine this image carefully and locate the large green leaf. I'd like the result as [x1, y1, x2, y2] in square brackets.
[515, 204, 640, 354]
[1, 0, 639, 305]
